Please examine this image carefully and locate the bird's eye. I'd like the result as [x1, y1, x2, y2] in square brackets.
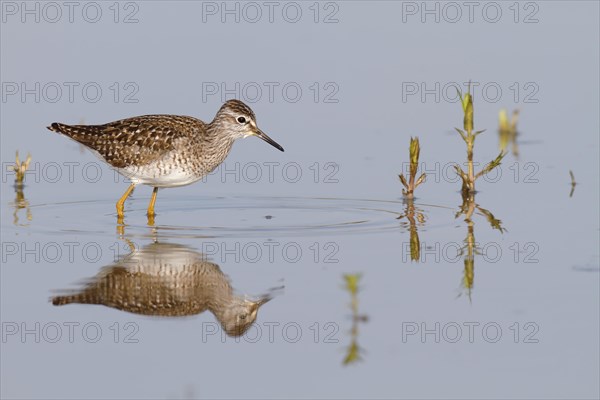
[239, 314, 247, 320]
[237, 116, 247, 124]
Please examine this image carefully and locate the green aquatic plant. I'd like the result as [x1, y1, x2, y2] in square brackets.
[498, 109, 520, 157]
[454, 85, 506, 195]
[9, 151, 31, 186]
[399, 137, 426, 198]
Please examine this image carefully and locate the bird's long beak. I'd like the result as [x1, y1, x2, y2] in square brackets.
[249, 296, 272, 313]
[257, 296, 272, 306]
[255, 128, 284, 152]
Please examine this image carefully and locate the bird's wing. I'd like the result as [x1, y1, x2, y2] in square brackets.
[48, 115, 203, 168]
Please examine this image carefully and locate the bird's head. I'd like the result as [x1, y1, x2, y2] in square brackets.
[213, 99, 284, 152]
[219, 295, 272, 337]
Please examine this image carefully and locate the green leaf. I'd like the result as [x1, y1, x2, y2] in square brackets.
[475, 151, 506, 180]
[409, 137, 420, 171]
[477, 205, 506, 233]
[415, 173, 426, 188]
[463, 94, 473, 132]
[343, 274, 362, 295]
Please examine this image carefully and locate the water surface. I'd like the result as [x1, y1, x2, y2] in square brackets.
[1, 2, 599, 399]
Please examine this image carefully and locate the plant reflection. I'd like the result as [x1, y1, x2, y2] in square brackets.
[397, 198, 427, 262]
[498, 109, 520, 158]
[342, 274, 368, 365]
[455, 192, 505, 301]
[569, 170, 577, 198]
[52, 241, 278, 337]
[11, 183, 32, 226]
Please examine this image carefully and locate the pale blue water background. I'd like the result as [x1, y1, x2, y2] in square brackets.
[1, 1, 599, 399]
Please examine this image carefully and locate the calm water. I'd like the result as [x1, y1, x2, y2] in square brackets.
[1, 2, 599, 399]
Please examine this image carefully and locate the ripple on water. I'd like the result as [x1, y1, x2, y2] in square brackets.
[13, 196, 455, 239]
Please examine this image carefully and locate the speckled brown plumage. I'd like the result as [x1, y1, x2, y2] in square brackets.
[49, 115, 205, 169]
[52, 242, 274, 337]
[47, 100, 284, 217]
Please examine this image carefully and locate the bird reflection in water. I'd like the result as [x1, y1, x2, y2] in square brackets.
[52, 242, 279, 337]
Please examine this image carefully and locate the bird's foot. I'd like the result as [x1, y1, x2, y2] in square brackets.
[147, 213, 156, 226]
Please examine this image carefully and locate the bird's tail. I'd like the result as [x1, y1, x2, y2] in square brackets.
[51, 294, 78, 306]
[51, 292, 98, 306]
[46, 122, 103, 147]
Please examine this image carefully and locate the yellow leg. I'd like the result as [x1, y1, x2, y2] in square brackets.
[147, 187, 158, 217]
[146, 187, 158, 226]
[116, 184, 135, 219]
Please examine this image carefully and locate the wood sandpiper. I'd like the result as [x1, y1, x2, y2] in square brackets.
[47, 99, 284, 221]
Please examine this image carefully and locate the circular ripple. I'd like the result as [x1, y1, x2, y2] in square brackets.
[14, 195, 454, 239]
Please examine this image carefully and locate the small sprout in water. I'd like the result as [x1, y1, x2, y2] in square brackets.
[399, 137, 426, 198]
[10, 151, 32, 186]
[454, 83, 505, 195]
